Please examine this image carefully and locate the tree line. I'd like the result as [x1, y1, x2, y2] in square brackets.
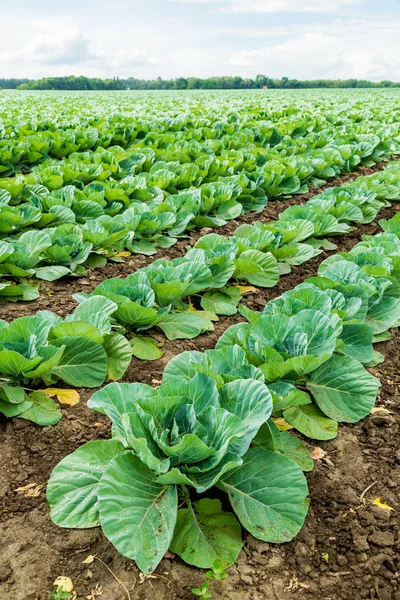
[1, 75, 399, 91]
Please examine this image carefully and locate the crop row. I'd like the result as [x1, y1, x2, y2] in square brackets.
[1, 160, 399, 332]
[1, 90, 400, 174]
[1, 152, 400, 303]
[1, 164, 399, 425]
[44, 218, 400, 575]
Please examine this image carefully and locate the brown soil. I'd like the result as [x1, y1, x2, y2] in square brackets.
[1, 158, 398, 323]
[1, 198, 400, 599]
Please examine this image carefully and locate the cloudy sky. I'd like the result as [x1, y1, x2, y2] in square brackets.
[1, 0, 400, 81]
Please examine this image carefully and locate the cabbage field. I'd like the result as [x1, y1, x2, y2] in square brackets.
[1, 89, 400, 600]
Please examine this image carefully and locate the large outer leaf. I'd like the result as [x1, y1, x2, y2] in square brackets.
[52, 336, 108, 387]
[70, 296, 118, 334]
[170, 498, 242, 568]
[19, 391, 62, 426]
[253, 421, 314, 472]
[366, 296, 400, 334]
[338, 323, 374, 363]
[201, 291, 239, 316]
[130, 336, 164, 360]
[114, 301, 160, 328]
[157, 313, 207, 340]
[34, 266, 71, 281]
[306, 354, 380, 422]
[98, 452, 178, 573]
[50, 321, 104, 344]
[234, 250, 280, 288]
[0, 397, 33, 417]
[47, 440, 124, 528]
[219, 448, 309, 543]
[87, 382, 156, 424]
[284, 404, 338, 440]
[0, 383, 26, 404]
[102, 333, 132, 381]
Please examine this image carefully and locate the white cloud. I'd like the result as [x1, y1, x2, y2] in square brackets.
[23, 18, 92, 65]
[97, 48, 158, 70]
[228, 17, 400, 80]
[0, 17, 161, 78]
[0, 6, 399, 82]
[171, 0, 364, 13]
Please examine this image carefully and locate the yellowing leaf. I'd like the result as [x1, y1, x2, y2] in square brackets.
[235, 285, 257, 295]
[42, 388, 80, 406]
[82, 555, 95, 565]
[113, 251, 131, 258]
[53, 576, 74, 593]
[311, 447, 327, 460]
[373, 497, 394, 511]
[273, 417, 293, 431]
[187, 304, 219, 321]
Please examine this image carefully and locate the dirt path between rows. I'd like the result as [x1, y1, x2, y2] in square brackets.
[1, 200, 399, 599]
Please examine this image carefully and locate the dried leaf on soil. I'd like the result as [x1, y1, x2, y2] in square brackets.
[86, 585, 103, 599]
[53, 576, 74, 592]
[15, 482, 44, 498]
[370, 406, 392, 414]
[311, 447, 327, 460]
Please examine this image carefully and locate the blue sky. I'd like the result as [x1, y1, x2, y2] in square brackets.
[1, 0, 400, 80]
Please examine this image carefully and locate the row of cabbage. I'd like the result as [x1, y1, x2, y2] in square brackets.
[44, 220, 400, 575]
[1, 160, 399, 320]
[1, 90, 400, 174]
[1, 165, 399, 426]
[2, 114, 398, 216]
[1, 152, 400, 303]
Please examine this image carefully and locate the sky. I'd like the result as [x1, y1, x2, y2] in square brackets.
[1, 0, 400, 81]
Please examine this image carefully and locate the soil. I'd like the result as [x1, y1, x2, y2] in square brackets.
[1, 162, 400, 600]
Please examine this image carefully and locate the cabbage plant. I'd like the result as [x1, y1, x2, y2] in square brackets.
[47, 375, 310, 573]
[218, 285, 382, 436]
[0, 296, 131, 424]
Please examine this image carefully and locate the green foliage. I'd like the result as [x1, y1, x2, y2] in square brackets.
[1, 91, 400, 299]
[2, 90, 399, 578]
[0, 298, 131, 423]
[191, 580, 212, 599]
[46, 223, 400, 573]
[47, 372, 311, 573]
[217, 229, 400, 440]
[2, 75, 399, 91]
[49, 587, 73, 600]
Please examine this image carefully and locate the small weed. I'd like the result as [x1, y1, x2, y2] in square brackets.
[191, 580, 212, 599]
[192, 560, 230, 598]
[206, 560, 229, 581]
[50, 586, 73, 600]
